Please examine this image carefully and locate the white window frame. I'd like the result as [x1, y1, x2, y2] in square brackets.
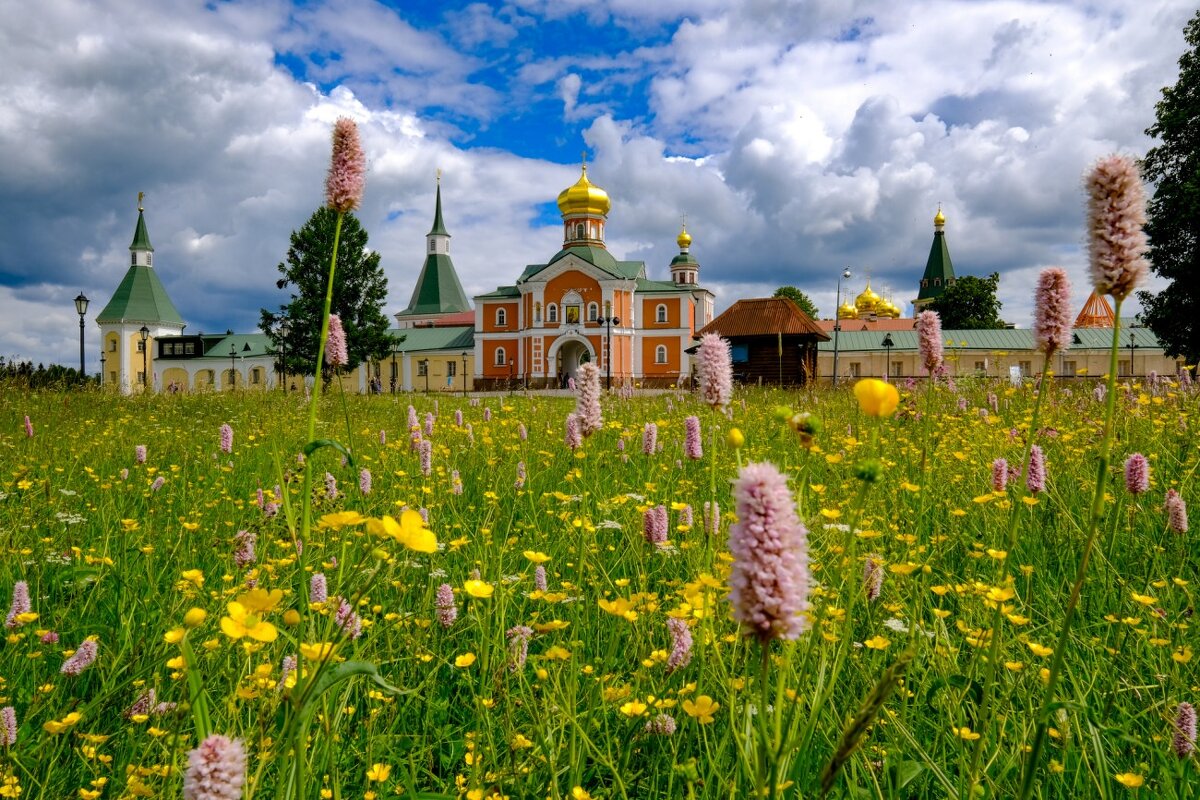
[656, 304, 668, 323]
[495, 347, 506, 366]
[655, 345, 667, 364]
[587, 302, 599, 322]
[547, 304, 558, 323]
[496, 307, 507, 327]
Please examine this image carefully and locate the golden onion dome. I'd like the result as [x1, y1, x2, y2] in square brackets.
[855, 282, 881, 313]
[557, 166, 611, 217]
[677, 225, 692, 250]
[879, 296, 899, 318]
[934, 206, 946, 227]
[837, 300, 859, 319]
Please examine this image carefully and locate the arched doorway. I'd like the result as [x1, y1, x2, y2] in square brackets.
[550, 336, 594, 387]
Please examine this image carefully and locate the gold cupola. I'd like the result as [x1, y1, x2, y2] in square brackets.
[854, 281, 881, 314]
[934, 206, 945, 229]
[677, 224, 692, 251]
[557, 165, 611, 218]
[837, 300, 859, 319]
[878, 294, 899, 318]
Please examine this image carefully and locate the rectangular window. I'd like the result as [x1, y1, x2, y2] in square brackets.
[136, 371, 145, 384]
[185, 342, 195, 355]
[418, 361, 428, 377]
[849, 362, 861, 377]
[251, 370, 261, 384]
[109, 340, 117, 352]
[447, 362, 457, 377]
[892, 361, 903, 377]
[1063, 360, 1077, 376]
[137, 341, 145, 353]
[1118, 360, 1131, 376]
[974, 361, 986, 372]
[1019, 360, 1032, 376]
[730, 344, 750, 363]
[108, 371, 117, 384]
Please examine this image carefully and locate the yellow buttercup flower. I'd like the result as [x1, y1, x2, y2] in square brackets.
[319, 510, 368, 530]
[183, 608, 207, 628]
[682, 695, 720, 724]
[300, 642, 337, 661]
[237, 588, 283, 613]
[367, 511, 437, 553]
[1113, 773, 1144, 788]
[365, 763, 391, 782]
[463, 580, 494, 599]
[853, 378, 900, 418]
[455, 653, 477, 668]
[619, 700, 648, 717]
[726, 428, 745, 448]
[219, 602, 278, 642]
[523, 551, 551, 563]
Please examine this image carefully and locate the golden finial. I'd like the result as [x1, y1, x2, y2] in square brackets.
[581, 149, 588, 173]
[934, 203, 945, 227]
[137, 191, 144, 212]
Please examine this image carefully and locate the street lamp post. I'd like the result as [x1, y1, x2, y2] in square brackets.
[421, 360, 429, 393]
[278, 321, 290, 393]
[139, 325, 150, 391]
[74, 293, 89, 378]
[461, 352, 468, 397]
[229, 343, 237, 390]
[391, 342, 400, 394]
[831, 268, 851, 387]
[99, 351, 106, 387]
[882, 333, 894, 381]
[599, 304, 621, 391]
[1128, 329, 1137, 379]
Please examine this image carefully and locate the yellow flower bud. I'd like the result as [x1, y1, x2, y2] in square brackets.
[183, 608, 207, 628]
[726, 428, 745, 448]
[853, 378, 900, 418]
[282, 609, 301, 626]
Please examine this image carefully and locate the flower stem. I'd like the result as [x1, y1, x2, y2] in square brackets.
[1018, 299, 1123, 799]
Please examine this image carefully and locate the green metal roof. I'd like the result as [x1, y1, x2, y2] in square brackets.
[402, 254, 471, 315]
[475, 285, 520, 299]
[817, 326, 1165, 351]
[636, 278, 692, 293]
[518, 246, 646, 282]
[95, 265, 184, 325]
[203, 333, 274, 358]
[670, 252, 698, 266]
[429, 182, 449, 237]
[387, 326, 475, 352]
[916, 230, 954, 302]
[130, 210, 153, 251]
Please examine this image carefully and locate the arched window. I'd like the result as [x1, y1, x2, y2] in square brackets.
[534, 302, 542, 323]
[496, 308, 507, 327]
[655, 345, 668, 364]
[656, 304, 668, 324]
[547, 304, 558, 323]
[575, 222, 586, 239]
[587, 302, 599, 322]
[495, 347, 506, 366]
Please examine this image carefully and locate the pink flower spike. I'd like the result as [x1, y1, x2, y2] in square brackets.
[325, 117, 366, 213]
[326, 314, 349, 368]
[1085, 154, 1148, 301]
[184, 734, 246, 800]
[1033, 268, 1072, 356]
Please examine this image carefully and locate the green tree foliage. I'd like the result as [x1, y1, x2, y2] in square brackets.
[773, 286, 819, 318]
[260, 208, 392, 381]
[1137, 10, 1200, 370]
[927, 273, 1005, 329]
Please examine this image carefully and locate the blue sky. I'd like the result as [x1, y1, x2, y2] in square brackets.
[0, 0, 1193, 370]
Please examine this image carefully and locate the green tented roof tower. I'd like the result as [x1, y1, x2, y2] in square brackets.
[399, 174, 471, 316]
[96, 201, 185, 326]
[913, 207, 956, 312]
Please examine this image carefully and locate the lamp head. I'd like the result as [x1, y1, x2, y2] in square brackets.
[842, 268, 851, 280]
[139, 325, 149, 341]
[74, 292, 89, 316]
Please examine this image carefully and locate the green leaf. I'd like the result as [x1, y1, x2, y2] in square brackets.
[296, 661, 411, 728]
[303, 438, 355, 468]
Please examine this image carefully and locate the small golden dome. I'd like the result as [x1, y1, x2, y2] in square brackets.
[855, 281, 881, 313]
[557, 166, 611, 217]
[837, 300, 859, 320]
[934, 206, 945, 227]
[677, 225, 692, 250]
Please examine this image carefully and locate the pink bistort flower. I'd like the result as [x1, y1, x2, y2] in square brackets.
[696, 333, 733, 410]
[436, 583, 457, 628]
[325, 117, 366, 214]
[684, 415, 702, 460]
[574, 362, 603, 436]
[5, 581, 30, 629]
[183, 734, 246, 800]
[326, 314, 349, 369]
[1086, 154, 1148, 301]
[1124, 453, 1150, 495]
[1033, 268, 1072, 356]
[665, 617, 693, 674]
[61, 639, 98, 675]
[1027, 445, 1047, 494]
[727, 462, 809, 642]
[1165, 489, 1188, 534]
[219, 424, 233, 454]
[1174, 701, 1197, 758]
[916, 311, 943, 376]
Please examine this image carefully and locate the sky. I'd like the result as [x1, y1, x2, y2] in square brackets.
[0, 0, 1193, 372]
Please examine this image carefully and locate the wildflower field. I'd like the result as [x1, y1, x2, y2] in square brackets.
[1, 370, 1195, 799]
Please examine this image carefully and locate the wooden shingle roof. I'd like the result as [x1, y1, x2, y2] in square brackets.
[698, 297, 830, 340]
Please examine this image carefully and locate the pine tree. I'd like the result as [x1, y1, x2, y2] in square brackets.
[1137, 10, 1200, 371]
[260, 207, 392, 381]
